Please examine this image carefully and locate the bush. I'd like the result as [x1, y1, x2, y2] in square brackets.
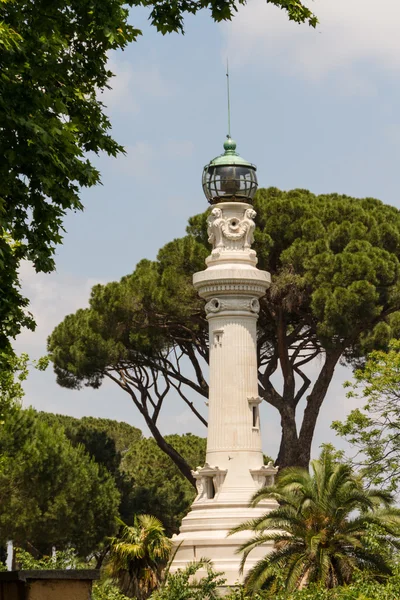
[265, 567, 400, 600]
[150, 560, 225, 600]
[14, 546, 88, 570]
[92, 579, 131, 600]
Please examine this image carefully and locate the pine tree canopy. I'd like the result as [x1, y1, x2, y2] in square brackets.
[48, 188, 400, 479]
[0, 408, 120, 555]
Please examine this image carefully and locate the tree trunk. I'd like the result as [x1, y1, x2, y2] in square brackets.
[275, 404, 303, 468]
[297, 350, 341, 467]
[275, 351, 342, 470]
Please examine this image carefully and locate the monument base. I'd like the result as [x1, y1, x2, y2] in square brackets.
[171, 497, 277, 586]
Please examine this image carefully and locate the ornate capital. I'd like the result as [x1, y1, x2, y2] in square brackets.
[207, 206, 256, 252]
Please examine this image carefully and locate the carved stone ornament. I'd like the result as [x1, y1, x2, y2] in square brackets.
[207, 207, 256, 251]
[250, 462, 278, 489]
[192, 463, 227, 502]
[205, 297, 260, 315]
[247, 395, 263, 406]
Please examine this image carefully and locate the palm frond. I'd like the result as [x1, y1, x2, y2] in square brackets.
[237, 448, 400, 595]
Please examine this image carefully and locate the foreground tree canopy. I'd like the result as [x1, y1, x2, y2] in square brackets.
[48, 188, 400, 480]
[36, 413, 205, 535]
[36, 412, 143, 525]
[0, 0, 317, 369]
[333, 339, 400, 493]
[121, 433, 206, 534]
[0, 400, 206, 558]
[0, 408, 120, 555]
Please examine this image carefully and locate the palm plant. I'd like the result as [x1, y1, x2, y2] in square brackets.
[231, 448, 400, 593]
[108, 515, 172, 599]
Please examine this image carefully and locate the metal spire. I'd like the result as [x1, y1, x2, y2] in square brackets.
[226, 59, 231, 138]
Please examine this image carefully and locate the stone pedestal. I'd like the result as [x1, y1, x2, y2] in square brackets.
[171, 202, 277, 585]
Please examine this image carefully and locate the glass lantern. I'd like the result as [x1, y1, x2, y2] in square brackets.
[202, 137, 258, 204]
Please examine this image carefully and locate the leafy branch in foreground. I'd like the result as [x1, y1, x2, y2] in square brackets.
[0, 0, 317, 368]
[332, 339, 400, 492]
[150, 558, 226, 600]
[0, 352, 28, 424]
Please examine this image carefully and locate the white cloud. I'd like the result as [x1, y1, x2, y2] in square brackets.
[100, 57, 177, 115]
[14, 262, 101, 356]
[118, 141, 155, 178]
[100, 59, 140, 114]
[223, 0, 400, 82]
[164, 140, 195, 159]
[116, 139, 194, 179]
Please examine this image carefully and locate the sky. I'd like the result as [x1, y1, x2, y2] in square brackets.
[14, 0, 400, 460]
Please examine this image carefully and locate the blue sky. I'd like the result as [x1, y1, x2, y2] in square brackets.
[15, 0, 400, 459]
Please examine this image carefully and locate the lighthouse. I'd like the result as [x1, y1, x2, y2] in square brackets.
[171, 136, 277, 586]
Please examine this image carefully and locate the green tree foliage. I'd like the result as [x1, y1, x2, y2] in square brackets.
[150, 559, 226, 600]
[0, 0, 317, 367]
[108, 515, 172, 599]
[14, 546, 87, 569]
[0, 352, 28, 425]
[12, 546, 131, 600]
[0, 408, 120, 556]
[254, 567, 400, 600]
[93, 579, 131, 600]
[36, 412, 143, 524]
[48, 189, 400, 477]
[37, 413, 142, 472]
[48, 235, 210, 486]
[28, 411, 205, 537]
[332, 339, 400, 492]
[121, 434, 206, 535]
[0, 0, 140, 363]
[230, 448, 400, 594]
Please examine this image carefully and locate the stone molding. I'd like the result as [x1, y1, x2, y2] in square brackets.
[198, 281, 267, 296]
[247, 396, 263, 406]
[192, 463, 227, 502]
[250, 462, 278, 489]
[205, 297, 260, 315]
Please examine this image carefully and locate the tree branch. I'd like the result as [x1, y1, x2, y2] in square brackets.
[105, 370, 196, 488]
[297, 349, 342, 465]
[293, 364, 311, 406]
[169, 378, 208, 427]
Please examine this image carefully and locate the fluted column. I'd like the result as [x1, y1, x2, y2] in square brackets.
[192, 202, 271, 498]
[207, 312, 261, 467]
[171, 201, 278, 586]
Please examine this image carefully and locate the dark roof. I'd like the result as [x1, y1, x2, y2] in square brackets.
[0, 569, 99, 582]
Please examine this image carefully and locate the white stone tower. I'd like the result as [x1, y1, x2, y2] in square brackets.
[171, 137, 277, 586]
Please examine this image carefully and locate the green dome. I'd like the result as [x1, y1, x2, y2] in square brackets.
[202, 136, 258, 205]
[207, 136, 255, 168]
[223, 137, 237, 152]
